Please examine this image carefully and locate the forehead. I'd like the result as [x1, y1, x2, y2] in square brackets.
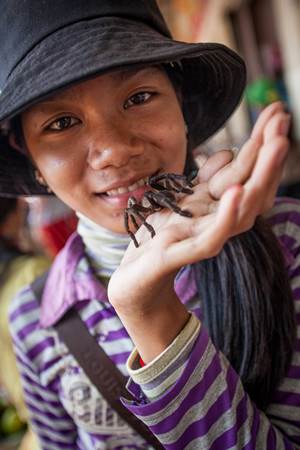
[35, 66, 165, 105]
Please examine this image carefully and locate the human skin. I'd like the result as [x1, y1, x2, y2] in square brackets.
[21, 68, 290, 363]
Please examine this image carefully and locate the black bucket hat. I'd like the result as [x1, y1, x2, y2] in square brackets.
[0, 0, 246, 197]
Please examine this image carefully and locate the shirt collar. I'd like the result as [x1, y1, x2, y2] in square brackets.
[39, 232, 197, 328]
[39, 232, 108, 328]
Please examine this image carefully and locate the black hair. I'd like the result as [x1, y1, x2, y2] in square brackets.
[0, 197, 18, 226]
[195, 218, 295, 410]
[10, 115, 25, 149]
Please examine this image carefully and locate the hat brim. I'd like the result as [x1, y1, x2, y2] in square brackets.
[0, 17, 246, 196]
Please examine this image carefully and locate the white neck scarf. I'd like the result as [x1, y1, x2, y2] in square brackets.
[76, 212, 130, 278]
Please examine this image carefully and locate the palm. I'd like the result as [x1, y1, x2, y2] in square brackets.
[108, 183, 225, 306]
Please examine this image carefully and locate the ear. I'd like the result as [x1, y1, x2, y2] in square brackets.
[34, 169, 52, 193]
[8, 132, 24, 152]
[34, 169, 47, 186]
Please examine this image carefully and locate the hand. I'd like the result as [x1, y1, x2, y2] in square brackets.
[108, 183, 242, 362]
[198, 101, 290, 220]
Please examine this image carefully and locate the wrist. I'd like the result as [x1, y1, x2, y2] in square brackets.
[115, 289, 190, 364]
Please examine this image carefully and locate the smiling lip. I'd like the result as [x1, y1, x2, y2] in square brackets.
[98, 184, 150, 209]
[97, 173, 151, 195]
[94, 172, 158, 209]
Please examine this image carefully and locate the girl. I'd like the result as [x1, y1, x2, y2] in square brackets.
[0, 1, 299, 448]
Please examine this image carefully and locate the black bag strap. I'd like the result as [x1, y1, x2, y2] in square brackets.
[32, 273, 164, 450]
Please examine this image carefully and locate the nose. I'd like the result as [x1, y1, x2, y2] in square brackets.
[86, 123, 143, 170]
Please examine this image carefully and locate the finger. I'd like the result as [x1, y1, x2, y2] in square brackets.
[217, 135, 288, 232]
[244, 135, 289, 192]
[197, 150, 234, 183]
[231, 111, 288, 188]
[208, 139, 259, 199]
[241, 135, 289, 217]
[251, 101, 285, 142]
[260, 171, 282, 212]
[163, 185, 243, 269]
[166, 180, 221, 219]
[194, 152, 208, 170]
[263, 112, 291, 143]
[207, 107, 290, 200]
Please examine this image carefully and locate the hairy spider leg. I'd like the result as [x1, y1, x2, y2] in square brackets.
[124, 210, 140, 248]
[149, 173, 194, 194]
[129, 212, 140, 231]
[125, 196, 158, 246]
[150, 173, 191, 184]
[130, 207, 156, 238]
[125, 204, 157, 247]
[149, 178, 192, 194]
[144, 191, 193, 217]
[165, 177, 193, 194]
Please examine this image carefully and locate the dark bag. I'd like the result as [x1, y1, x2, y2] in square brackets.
[32, 272, 164, 450]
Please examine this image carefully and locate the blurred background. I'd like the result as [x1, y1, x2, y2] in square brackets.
[159, 0, 300, 196]
[0, 197, 76, 450]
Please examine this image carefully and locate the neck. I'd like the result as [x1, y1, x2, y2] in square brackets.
[76, 212, 130, 278]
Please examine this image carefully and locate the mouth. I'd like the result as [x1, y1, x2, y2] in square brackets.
[104, 176, 150, 197]
[94, 173, 157, 208]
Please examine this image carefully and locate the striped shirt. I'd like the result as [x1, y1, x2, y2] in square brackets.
[9, 198, 300, 449]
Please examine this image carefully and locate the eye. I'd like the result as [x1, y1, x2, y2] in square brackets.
[124, 92, 154, 110]
[47, 116, 80, 131]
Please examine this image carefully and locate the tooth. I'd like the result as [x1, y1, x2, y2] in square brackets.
[106, 177, 148, 196]
[117, 187, 127, 194]
[107, 189, 118, 196]
[128, 182, 138, 192]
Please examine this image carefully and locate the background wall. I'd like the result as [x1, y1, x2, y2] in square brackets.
[158, 0, 300, 187]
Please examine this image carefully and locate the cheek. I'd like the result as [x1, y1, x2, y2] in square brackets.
[158, 120, 187, 171]
[158, 98, 187, 167]
[33, 145, 85, 190]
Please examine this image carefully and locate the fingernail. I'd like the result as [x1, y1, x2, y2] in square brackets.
[280, 115, 291, 135]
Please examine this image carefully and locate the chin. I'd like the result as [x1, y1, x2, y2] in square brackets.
[95, 216, 127, 235]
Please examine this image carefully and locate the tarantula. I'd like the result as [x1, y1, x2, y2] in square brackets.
[124, 170, 198, 247]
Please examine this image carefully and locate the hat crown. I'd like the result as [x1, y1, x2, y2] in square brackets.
[0, 0, 170, 90]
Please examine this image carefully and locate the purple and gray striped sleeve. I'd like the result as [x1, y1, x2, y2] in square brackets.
[125, 198, 300, 449]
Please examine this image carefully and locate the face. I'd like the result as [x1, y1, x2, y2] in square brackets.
[21, 67, 187, 233]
